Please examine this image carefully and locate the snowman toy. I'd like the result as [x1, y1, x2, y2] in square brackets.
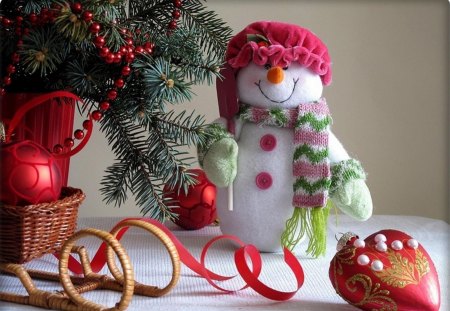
[198, 21, 373, 257]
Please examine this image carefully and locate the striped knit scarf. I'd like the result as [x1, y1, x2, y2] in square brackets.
[239, 97, 332, 257]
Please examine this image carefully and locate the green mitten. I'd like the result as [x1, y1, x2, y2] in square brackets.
[330, 179, 373, 220]
[202, 138, 238, 187]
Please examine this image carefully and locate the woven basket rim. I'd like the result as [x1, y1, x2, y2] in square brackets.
[1, 187, 85, 211]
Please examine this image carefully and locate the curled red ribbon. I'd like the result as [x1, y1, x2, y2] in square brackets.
[55, 217, 305, 301]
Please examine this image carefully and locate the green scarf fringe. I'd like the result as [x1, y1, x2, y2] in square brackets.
[281, 200, 332, 258]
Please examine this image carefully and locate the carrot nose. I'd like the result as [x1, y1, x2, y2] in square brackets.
[267, 66, 284, 84]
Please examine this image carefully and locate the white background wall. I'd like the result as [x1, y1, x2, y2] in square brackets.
[70, 0, 449, 222]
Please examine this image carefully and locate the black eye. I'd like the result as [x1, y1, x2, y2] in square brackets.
[264, 63, 271, 70]
[282, 66, 289, 70]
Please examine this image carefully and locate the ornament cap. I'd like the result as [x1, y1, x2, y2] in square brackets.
[336, 232, 358, 251]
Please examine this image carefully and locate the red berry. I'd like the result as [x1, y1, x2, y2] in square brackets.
[125, 38, 133, 46]
[99, 46, 110, 57]
[29, 13, 38, 24]
[0, 88, 6, 96]
[15, 16, 24, 25]
[168, 20, 177, 30]
[134, 46, 144, 54]
[105, 53, 115, 63]
[82, 11, 93, 22]
[16, 40, 23, 47]
[172, 9, 181, 19]
[74, 129, 85, 140]
[91, 110, 103, 121]
[15, 27, 22, 36]
[94, 36, 105, 48]
[89, 23, 101, 34]
[2, 18, 12, 27]
[11, 53, 20, 63]
[6, 65, 16, 74]
[121, 66, 131, 76]
[113, 53, 122, 63]
[82, 119, 92, 129]
[3, 77, 12, 86]
[23, 28, 30, 36]
[173, 0, 182, 8]
[99, 101, 110, 110]
[64, 138, 74, 148]
[119, 46, 128, 55]
[71, 2, 83, 14]
[125, 53, 135, 63]
[53, 144, 63, 154]
[107, 89, 117, 100]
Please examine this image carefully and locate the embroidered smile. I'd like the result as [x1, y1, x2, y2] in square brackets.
[255, 78, 299, 103]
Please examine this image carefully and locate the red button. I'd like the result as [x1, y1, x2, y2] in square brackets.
[260, 134, 277, 151]
[255, 172, 273, 190]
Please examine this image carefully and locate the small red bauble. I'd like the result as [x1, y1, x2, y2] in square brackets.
[99, 47, 110, 57]
[53, 144, 63, 154]
[329, 229, 440, 311]
[0, 140, 62, 205]
[173, 0, 182, 8]
[172, 10, 181, 19]
[164, 169, 217, 230]
[64, 138, 74, 148]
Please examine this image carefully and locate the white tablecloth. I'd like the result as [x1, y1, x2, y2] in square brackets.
[0, 215, 448, 311]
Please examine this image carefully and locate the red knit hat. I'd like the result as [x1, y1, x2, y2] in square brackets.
[226, 21, 332, 85]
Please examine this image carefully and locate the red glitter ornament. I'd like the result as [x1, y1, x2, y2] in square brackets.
[163, 169, 217, 230]
[0, 140, 62, 205]
[329, 229, 440, 311]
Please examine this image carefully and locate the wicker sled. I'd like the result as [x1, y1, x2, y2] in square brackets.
[0, 188, 180, 311]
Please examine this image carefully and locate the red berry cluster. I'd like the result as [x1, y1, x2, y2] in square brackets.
[1, 0, 180, 156]
[168, 0, 182, 31]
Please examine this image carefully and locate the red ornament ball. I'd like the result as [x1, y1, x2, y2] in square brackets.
[0, 140, 62, 205]
[164, 169, 217, 230]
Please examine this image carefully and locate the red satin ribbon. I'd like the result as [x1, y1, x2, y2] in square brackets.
[4, 91, 91, 159]
[55, 217, 304, 301]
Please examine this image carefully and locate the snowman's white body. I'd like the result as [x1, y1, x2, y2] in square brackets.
[215, 63, 350, 252]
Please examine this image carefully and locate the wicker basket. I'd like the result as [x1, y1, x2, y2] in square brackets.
[0, 187, 85, 264]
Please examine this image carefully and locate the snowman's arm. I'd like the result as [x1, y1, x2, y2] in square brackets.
[328, 131, 351, 163]
[196, 118, 238, 187]
[328, 131, 373, 221]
